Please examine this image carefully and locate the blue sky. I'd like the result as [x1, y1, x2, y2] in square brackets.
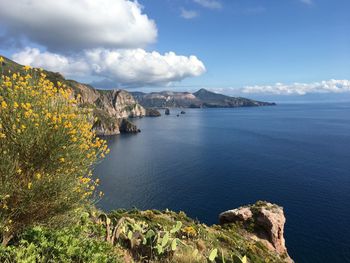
[142, 0, 350, 87]
[0, 0, 349, 100]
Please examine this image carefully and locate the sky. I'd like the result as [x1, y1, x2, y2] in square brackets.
[0, 0, 349, 100]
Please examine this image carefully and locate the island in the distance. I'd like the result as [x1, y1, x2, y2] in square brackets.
[132, 89, 275, 109]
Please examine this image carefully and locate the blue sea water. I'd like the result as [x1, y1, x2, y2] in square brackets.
[95, 103, 350, 263]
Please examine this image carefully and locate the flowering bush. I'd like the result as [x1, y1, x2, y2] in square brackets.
[0, 59, 108, 246]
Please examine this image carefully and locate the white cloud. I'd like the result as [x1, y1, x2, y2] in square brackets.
[12, 48, 89, 77]
[181, 8, 199, 19]
[242, 80, 350, 95]
[12, 48, 206, 87]
[193, 0, 222, 9]
[0, 0, 157, 51]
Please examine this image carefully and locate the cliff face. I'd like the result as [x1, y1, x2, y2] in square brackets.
[0, 56, 145, 135]
[103, 90, 146, 118]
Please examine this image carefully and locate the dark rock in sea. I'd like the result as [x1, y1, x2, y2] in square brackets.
[145, 108, 161, 117]
[119, 118, 141, 133]
[165, 108, 170, 115]
[180, 111, 186, 114]
[177, 114, 179, 117]
[219, 201, 293, 262]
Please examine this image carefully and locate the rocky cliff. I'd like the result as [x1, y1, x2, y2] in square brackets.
[0, 56, 145, 135]
[219, 201, 293, 263]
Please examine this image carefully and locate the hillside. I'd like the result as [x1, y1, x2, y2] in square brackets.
[132, 89, 275, 108]
[0, 56, 145, 135]
[0, 202, 293, 263]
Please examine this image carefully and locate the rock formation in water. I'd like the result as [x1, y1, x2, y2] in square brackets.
[165, 108, 170, 115]
[119, 119, 141, 133]
[145, 108, 161, 117]
[219, 201, 293, 263]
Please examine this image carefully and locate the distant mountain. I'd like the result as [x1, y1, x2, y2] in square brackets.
[131, 88, 275, 108]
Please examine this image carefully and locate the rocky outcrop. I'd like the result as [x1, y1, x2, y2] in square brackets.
[145, 108, 161, 117]
[219, 201, 293, 262]
[78, 89, 144, 134]
[165, 108, 170, 115]
[101, 90, 146, 118]
[93, 119, 120, 136]
[70, 82, 146, 120]
[119, 119, 141, 133]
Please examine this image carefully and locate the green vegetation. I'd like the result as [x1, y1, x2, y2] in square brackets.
[0, 208, 287, 263]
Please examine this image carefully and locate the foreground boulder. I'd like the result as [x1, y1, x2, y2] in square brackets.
[219, 201, 293, 262]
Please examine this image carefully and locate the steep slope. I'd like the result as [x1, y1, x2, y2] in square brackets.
[0, 56, 145, 135]
[132, 88, 275, 108]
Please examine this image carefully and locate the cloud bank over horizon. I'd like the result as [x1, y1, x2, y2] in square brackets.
[241, 80, 350, 95]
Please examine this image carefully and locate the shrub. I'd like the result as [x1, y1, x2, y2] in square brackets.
[0, 213, 121, 262]
[0, 62, 108, 246]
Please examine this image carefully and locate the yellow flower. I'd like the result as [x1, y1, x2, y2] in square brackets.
[23, 65, 32, 71]
[1, 101, 7, 109]
[28, 182, 32, 189]
[0, 56, 4, 63]
[35, 173, 42, 180]
[59, 157, 65, 163]
[182, 226, 197, 237]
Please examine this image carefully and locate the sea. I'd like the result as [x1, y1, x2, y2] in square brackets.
[95, 102, 350, 263]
